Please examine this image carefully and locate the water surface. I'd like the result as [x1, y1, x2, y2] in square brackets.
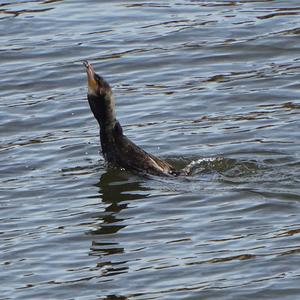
[1, 0, 300, 299]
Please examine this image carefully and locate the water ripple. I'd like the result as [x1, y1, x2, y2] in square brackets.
[1, 0, 300, 299]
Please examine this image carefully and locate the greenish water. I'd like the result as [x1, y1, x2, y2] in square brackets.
[1, 1, 300, 299]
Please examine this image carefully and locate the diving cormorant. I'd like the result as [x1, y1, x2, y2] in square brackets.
[84, 61, 178, 176]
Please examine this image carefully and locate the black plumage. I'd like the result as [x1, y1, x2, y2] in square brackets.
[84, 61, 178, 176]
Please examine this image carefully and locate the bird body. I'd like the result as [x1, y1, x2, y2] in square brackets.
[84, 61, 178, 176]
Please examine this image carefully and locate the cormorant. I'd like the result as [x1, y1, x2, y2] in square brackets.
[83, 61, 178, 176]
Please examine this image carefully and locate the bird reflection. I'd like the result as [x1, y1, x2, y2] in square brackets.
[90, 169, 148, 235]
[89, 168, 150, 279]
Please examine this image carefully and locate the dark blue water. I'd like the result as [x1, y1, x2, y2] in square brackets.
[1, 1, 300, 299]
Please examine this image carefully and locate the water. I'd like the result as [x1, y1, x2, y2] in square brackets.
[1, 0, 300, 299]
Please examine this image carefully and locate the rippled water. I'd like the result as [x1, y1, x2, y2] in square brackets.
[1, 0, 300, 299]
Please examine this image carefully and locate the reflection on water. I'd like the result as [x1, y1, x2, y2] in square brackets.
[1, 0, 300, 299]
[90, 170, 148, 243]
